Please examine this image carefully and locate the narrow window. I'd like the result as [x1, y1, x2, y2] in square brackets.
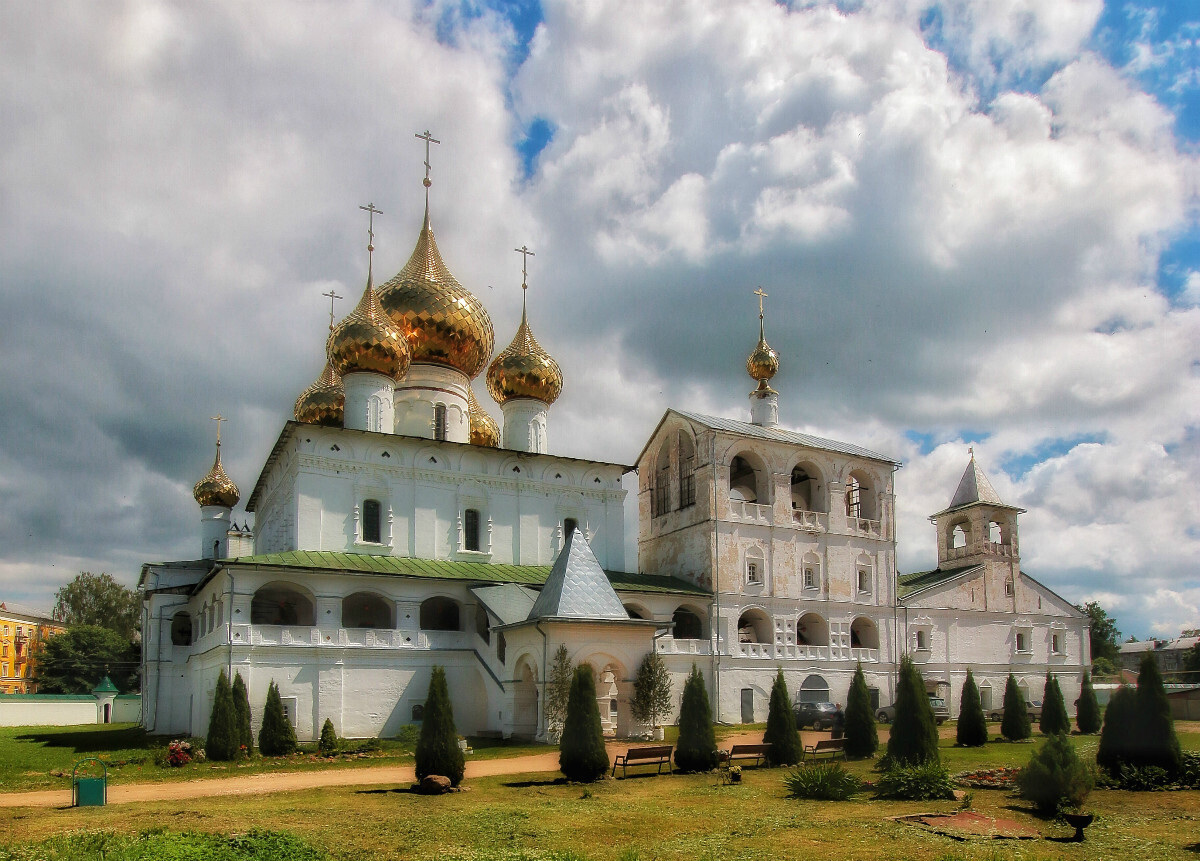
[677, 433, 696, 509]
[845, 476, 862, 519]
[1016, 632, 1028, 652]
[1004, 579, 1013, 597]
[497, 632, 506, 664]
[362, 499, 382, 543]
[433, 404, 447, 441]
[857, 569, 870, 593]
[915, 629, 928, 650]
[1052, 634, 1061, 654]
[747, 562, 760, 584]
[464, 508, 481, 552]
[803, 568, 815, 589]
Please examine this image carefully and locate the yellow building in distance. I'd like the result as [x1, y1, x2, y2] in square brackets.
[0, 602, 66, 693]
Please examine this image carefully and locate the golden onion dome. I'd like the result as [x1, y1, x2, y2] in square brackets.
[486, 293, 563, 406]
[467, 389, 500, 448]
[377, 204, 495, 379]
[329, 263, 410, 380]
[746, 314, 779, 384]
[294, 355, 344, 426]
[193, 444, 240, 508]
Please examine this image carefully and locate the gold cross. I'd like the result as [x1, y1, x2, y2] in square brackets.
[322, 289, 343, 331]
[754, 287, 768, 318]
[359, 202, 383, 252]
[514, 245, 535, 288]
[415, 130, 441, 187]
[969, 446, 974, 458]
[211, 414, 226, 446]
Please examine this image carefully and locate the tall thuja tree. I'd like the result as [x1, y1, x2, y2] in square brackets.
[206, 670, 238, 761]
[1134, 652, 1182, 775]
[416, 666, 465, 786]
[675, 665, 718, 773]
[956, 670, 988, 747]
[630, 651, 673, 734]
[559, 664, 609, 782]
[258, 681, 298, 756]
[1097, 685, 1137, 773]
[886, 656, 939, 766]
[1000, 674, 1031, 741]
[763, 668, 802, 766]
[1039, 672, 1071, 735]
[231, 672, 253, 756]
[844, 662, 878, 759]
[1076, 671, 1101, 734]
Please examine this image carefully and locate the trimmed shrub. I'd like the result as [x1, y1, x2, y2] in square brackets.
[206, 670, 238, 761]
[874, 761, 956, 800]
[1076, 671, 1101, 734]
[886, 655, 939, 766]
[559, 663, 609, 782]
[764, 668, 802, 767]
[956, 669, 988, 747]
[416, 666, 465, 786]
[1181, 752, 1200, 788]
[630, 651, 673, 733]
[1000, 674, 1031, 741]
[674, 665, 719, 773]
[258, 681, 298, 756]
[319, 718, 338, 755]
[1039, 673, 1071, 736]
[784, 763, 861, 800]
[844, 662, 878, 759]
[1135, 652, 1182, 775]
[232, 671, 253, 756]
[1097, 685, 1137, 773]
[1016, 733, 1094, 815]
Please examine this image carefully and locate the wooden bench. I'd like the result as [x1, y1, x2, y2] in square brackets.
[803, 738, 846, 761]
[719, 743, 772, 768]
[612, 745, 673, 777]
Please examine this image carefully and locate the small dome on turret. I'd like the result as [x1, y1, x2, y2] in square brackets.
[746, 325, 779, 386]
[486, 295, 562, 406]
[193, 444, 240, 508]
[329, 263, 410, 380]
[467, 389, 500, 447]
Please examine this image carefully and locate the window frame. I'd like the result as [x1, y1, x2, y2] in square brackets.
[362, 498, 383, 544]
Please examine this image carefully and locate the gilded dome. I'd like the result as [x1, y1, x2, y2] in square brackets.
[486, 298, 563, 406]
[467, 389, 500, 448]
[193, 445, 240, 508]
[294, 355, 345, 426]
[746, 317, 779, 384]
[329, 266, 410, 380]
[377, 205, 495, 379]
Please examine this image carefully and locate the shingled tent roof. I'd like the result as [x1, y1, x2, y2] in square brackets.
[526, 529, 630, 622]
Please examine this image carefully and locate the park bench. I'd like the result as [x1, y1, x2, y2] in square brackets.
[719, 743, 772, 768]
[803, 738, 845, 761]
[611, 745, 673, 778]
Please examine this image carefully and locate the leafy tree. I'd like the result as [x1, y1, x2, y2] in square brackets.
[416, 666, 465, 786]
[843, 662, 878, 759]
[544, 645, 573, 742]
[955, 669, 988, 747]
[1076, 601, 1121, 667]
[33, 625, 139, 693]
[1134, 651, 1182, 775]
[1000, 674, 1031, 741]
[763, 668, 802, 766]
[1076, 671, 1100, 734]
[1016, 733, 1094, 815]
[52, 572, 142, 642]
[206, 670, 238, 761]
[258, 681, 298, 756]
[1091, 656, 1117, 677]
[886, 655, 939, 766]
[630, 651, 673, 732]
[674, 665, 718, 773]
[319, 718, 338, 755]
[232, 672, 253, 755]
[1039, 673, 1070, 736]
[558, 663, 609, 782]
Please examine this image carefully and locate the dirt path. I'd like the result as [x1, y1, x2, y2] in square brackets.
[0, 730, 776, 810]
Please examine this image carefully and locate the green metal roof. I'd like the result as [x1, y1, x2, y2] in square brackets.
[92, 676, 119, 694]
[226, 551, 709, 596]
[897, 565, 980, 598]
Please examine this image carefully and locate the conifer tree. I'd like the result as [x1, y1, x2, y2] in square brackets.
[1097, 684, 1137, 773]
[886, 655, 939, 766]
[558, 663, 609, 782]
[258, 680, 298, 756]
[674, 665, 719, 773]
[319, 718, 338, 755]
[416, 666, 465, 786]
[844, 662, 878, 759]
[763, 668, 802, 766]
[544, 645, 573, 742]
[1000, 674, 1031, 741]
[630, 651, 673, 734]
[231, 671, 253, 756]
[1135, 652, 1182, 774]
[206, 670, 238, 761]
[956, 669, 988, 747]
[1039, 672, 1071, 736]
[1076, 670, 1101, 734]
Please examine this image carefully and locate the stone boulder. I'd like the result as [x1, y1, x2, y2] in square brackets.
[418, 775, 453, 795]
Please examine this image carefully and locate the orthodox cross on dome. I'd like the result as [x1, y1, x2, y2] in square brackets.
[754, 287, 768, 320]
[322, 288, 343, 332]
[514, 244, 535, 289]
[210, 414, 226, 447]
[415, 129, 440, 189]
[359, 202, 383, 255]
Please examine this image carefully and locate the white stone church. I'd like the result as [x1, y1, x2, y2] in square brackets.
[139, 165, 1089, 742]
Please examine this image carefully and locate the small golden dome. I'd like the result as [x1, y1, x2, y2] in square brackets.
[467, 389, 500, 448]
[329, 265, 410, 380]
[746, 314, 779, 384]
[294, 357, 345, 426]
[193, 445, 240, 508]
[377, 205, 495, 379]
[486, 296, 563, 406]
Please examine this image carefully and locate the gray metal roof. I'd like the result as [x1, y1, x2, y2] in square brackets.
[672, 410, 900, 465]
[949, 456, 1004, 508]
[470, 584, 539, 626]
[527, 529, 629, 621]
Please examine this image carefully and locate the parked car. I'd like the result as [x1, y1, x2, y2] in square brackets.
[793, 701, 840, 730]
[988, 700, 1042, 722]
[876, 695, 950, 725]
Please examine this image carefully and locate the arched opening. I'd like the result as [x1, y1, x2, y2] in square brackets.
[989, 520, 1004, 544]
[342, 592, 393, 629]
[850, 616, 879, 650]
[624, 604, 649, 620]
[475, 605, 491, 644]
[653, 441, 671, 517]
[677, 431, 696, 509]
[799, 674, 830, 704]
[564, 517, 578, 537]
[845, 471, 875, 521]
[362, 498, 382, 543]
[595, 665, 620, 735]
[796, 613, 829, 646]
[672, 606, 704, 640]
[251, 583, 315, 626]
[170, 612, 192, 646]
[737, 609, 771, 644]
[978, 681, 993, 712]
[419, 597, 460, 631]
[951, 522, 969, 549]
[790, 462, 824, 511]
[729, 455, 761, 503]
[513, 659, 538, 740]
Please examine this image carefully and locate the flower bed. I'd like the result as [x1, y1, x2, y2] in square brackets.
[954, 766, 1019, 789]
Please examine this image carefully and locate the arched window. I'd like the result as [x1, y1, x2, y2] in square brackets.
[362, 499, 382, 544]
[251, 583, 315, 626]
[653, 442, 670, 517]
[672, 607, 703, 640]
[464, 508, 481, 552]
[419, 597, 460, 631]
[737, 610, 771, 644]
[796, 613, 829, 646]
[474, 604, 490, 644]
[170, 612, 192, 646]
[799, 674, 830, 704]
[729, 455, 760, 502]
[951, 522, 969, 549]
[677, 431, 696, 509]
[850, 616, 879, 650]
[791, 463, 824, 511]
[433, 403, 447, 440]
[989, 520, 1004, 543]
[342, 592, 392, 629]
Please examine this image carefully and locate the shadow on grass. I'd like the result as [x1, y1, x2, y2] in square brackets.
[502, 777, 568, 788]
[355, 787, 411, 795]
[14, 725, 154, 753]
[1183, 842, 1200, 854]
